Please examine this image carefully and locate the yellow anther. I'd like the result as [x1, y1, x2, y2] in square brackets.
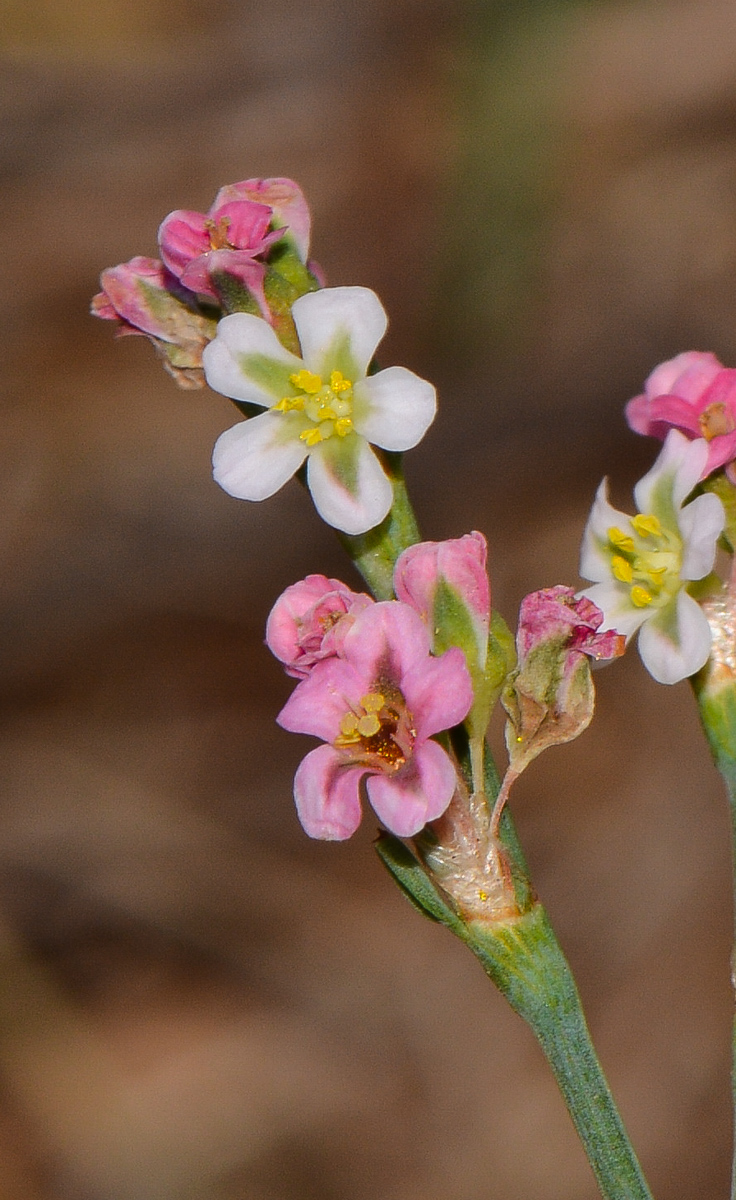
[631, 513, 662, 538]
[274, 396, 304, 413]
[608, 526, 635, 553]
[335, 417, 353, 437]
[357, 713, 381, 737]
[361, 693, 385, 713]
[630, 585, 652, 607]
[340, 713, 359, 737]
[316, 404, 337, 421]
[330, 370, 352, 393]
[290, 369, 322, 394]
[699, 401, 735, 440]
[299, 427, 323, 447]
[612, 555, 633, 583]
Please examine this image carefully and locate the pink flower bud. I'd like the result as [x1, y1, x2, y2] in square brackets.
[394, 532, 490, 668]
[266, 574, 374, 679]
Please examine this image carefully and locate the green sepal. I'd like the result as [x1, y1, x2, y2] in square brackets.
[374, 832, 465, 933]
[486, 608, 517, 698]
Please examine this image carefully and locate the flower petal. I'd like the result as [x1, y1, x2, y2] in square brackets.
[679, 493, 724, 579]
[576, 582, 647, 638]
[340, 602, 432, 689]
[637, 591, 713, 684]
[401, 647, 473, 737]
[644, 351, 722, 402]
[214, 178, 312, 262]
[292, 287, 387, 380]
[203, 312, 304, 406]
[352, 367, 437, 450]
[633, 429, 708, 515]
[366, 740, 456, 836]
[158, 210, 210, 277]
[294, 745, 365, 840]
[277, 657, 367, 740]
[306, 436, 392, 535]
[579, 479, 635, 583]
[212, 412, 307, 500]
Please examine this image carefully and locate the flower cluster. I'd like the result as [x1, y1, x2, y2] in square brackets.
[267, 535, 494, 840]
[92, 177, 314, 387]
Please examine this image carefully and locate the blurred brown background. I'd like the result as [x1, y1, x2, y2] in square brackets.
[1, 0, 736, 1196]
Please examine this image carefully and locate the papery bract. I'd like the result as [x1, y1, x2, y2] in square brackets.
[503, 586, 625, 772]
[205, 286, 437, 535]
[266, 574, 374, 679]
[276, 602, 473, 840]
[91, 255, 218, 388]
[579, 429, 725, 684]
[626, 350, 736, 478]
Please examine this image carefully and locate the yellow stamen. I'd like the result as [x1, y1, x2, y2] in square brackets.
[699, 401, 735, 440]
[330, 370, 352, 393]
[335, 417, 353, 437]
[340, 713, 359, 737]
[300, 427, 323, 447]
[630, 585, 652, 607]
[361, 692, 385, 712]
[357, 713, 381, 737]
[612, 555, 633, 583]
[608, 526, 635, 553]
[631, 513, 662, 538]
[289, 369, 322, 394]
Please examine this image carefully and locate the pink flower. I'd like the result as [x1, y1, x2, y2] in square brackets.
[394, 532, 490, 668]
[266, 574, 374, 679]
[277, 602, 473, 840]
[91, 255, 218, 388]
[158, 178, 311, 316]
[625, 351, 736, 477]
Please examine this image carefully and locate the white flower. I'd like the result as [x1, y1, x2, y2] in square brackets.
[203, 286, 437, 535]
[579, 430, 725, 684]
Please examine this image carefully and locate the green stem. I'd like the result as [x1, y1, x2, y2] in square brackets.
[693, 674, 736, 1200]
[337, 452, 421, 598]
[461, 907, 653, 1200]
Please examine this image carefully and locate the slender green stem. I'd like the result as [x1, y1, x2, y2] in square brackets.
[693, 676, 736, 1200]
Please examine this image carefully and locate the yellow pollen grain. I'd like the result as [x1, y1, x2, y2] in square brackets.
[608, 526, 635, 553]
[630, 585, 652, 607]
[612, 555, 633, 583]
[290, 369, 322, 394]
[631, 513, 661, 538]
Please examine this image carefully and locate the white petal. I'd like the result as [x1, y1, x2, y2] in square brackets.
[212, 412, 307, 500]
[292, 287, 387, 380]
[352, 367, 437, 450]
[577, 583, 646, 638]
[637, 591, 712, 684]
[579, 479, 634, 583]
[634, 430, 708, 515]
[307, 437, 393, 535]
[679, 492, 725, 579]
[203, 312, 303, 405]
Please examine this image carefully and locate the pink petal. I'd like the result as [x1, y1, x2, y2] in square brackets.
[213, 199, 275, 249]
[625, 393, 704, 439]
[181, 250, 269, 314]
[394, 532, 489, 626]
[644, 351, 722, 402]
[400, 647, 473, 738]
[277, 657, 368, 741]
[366, 740, 457, 836]
[158, 210, 210, 277]
[213, 177, 312, 262]
[340, 602, 432, 691]
[294, 746, 365, 840]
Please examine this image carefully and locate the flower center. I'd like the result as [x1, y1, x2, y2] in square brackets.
[698, 401, 735, 441]
[334, 689, 415, 773]
[204, 215, 235, 251]
[273, 369, 354, 448]
[607, 513, 681, 609]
